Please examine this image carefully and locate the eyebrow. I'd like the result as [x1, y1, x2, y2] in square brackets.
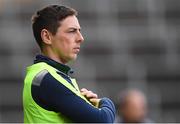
[68, 27, 81, 30]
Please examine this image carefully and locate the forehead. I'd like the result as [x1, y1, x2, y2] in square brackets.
[60, 15, 80, 29]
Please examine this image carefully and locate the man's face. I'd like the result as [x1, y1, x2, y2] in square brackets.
[121, 93, 147, 123]
[51, 15, 84, 64]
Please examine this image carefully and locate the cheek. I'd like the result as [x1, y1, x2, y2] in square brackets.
[61, 36, 74, 49]
[57, 38, 74, 54]
[53, 33, 75, 54]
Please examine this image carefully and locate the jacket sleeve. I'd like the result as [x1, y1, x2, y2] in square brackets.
[31, 72, 116, 123]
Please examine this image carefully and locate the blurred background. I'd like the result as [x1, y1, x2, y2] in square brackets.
[0, 0, 180, 122]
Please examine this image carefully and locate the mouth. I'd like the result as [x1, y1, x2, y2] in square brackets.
[73, 47, 80, 53]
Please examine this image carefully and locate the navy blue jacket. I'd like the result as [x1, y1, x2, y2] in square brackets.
[31, 55, 116, 123]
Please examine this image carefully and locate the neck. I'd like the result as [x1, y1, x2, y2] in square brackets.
[41, 48, 67, 65]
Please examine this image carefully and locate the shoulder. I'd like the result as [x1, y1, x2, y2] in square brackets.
[32, 69, 49, 86]
[32, 70, 73, 94]
[31, 70, 74, 111]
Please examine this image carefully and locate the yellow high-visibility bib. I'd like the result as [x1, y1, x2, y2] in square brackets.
[23, 62, 92, 123]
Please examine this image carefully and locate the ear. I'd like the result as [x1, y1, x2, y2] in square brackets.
[41, 29, 52, 45]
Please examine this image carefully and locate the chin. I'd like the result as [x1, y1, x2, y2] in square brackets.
[72, 56, 77, 60]
[69, 54, 77, 61]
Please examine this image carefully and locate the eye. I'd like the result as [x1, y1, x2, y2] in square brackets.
[68, 29, 77, 33]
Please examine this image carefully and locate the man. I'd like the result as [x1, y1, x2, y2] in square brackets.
[23, 5, 115, 123]
[117, 89, 152, 123]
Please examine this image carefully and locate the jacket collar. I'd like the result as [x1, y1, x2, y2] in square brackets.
[34, 54, 74, 75]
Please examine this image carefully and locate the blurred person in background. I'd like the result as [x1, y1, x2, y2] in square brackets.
[23, 5, 115, 123]
[116, 89, 152, 123]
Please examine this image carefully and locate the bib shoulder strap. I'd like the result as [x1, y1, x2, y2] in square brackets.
[34, 62, 93, 106]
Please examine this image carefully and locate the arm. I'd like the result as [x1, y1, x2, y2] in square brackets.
[32, 72, 116, 123]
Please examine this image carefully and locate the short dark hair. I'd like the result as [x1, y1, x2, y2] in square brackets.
[31, 5, 77, 49]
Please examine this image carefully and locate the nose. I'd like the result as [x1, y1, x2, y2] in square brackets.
[77, 31, 84, 43]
